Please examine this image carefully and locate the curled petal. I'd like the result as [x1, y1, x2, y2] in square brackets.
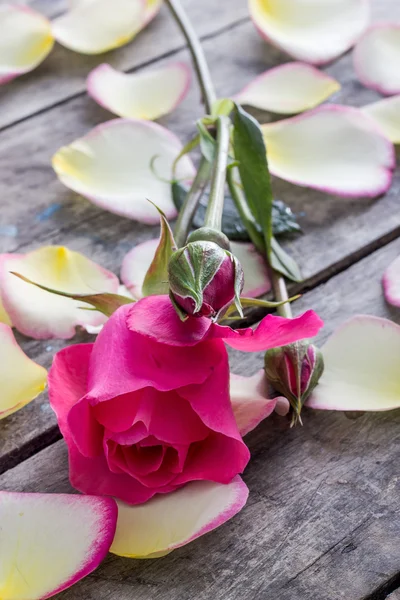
[0, 324, 47, 419]
[261, 105, 395, 198]
[235, 63, 340, 114]
[121, 239, 270, 300]
[0, 295, 12, 326]
[307, 316, 400, 412]
[110, 476, 248, 558]
[354, 24, 400, 96]
[362, 95, 400, 144]
[87, 62, 191, 120]
[383, 255, 400, 307]
[51, 0, 147, 55]
[52, 119, 195, 224]
[249, 0, 369, 65]
[0, 246, 119, 340]
[230, 370, 288, 436]
[0, 491, 117, 599]
[0, 5, 54, 85]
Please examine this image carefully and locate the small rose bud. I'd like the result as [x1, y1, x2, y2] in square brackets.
[168, 240, 244, 318]
[264, 340, 324, 426]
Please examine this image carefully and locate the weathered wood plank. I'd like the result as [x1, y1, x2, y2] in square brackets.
[1, 237, 400, 599]
[2, 1, 400, 472]
[0, 0, 249, 130]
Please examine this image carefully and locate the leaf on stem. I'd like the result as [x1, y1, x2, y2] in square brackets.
[196, 119, 216, 163]
[270, 237, 302, 282]
[10, 273, 134, 317]
[142, 204, 177, 296]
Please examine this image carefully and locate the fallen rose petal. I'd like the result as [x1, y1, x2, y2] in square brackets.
[230, 370, 288, 436]
[0, 246, 119, 340]
[362, 95, 400, 143]
[249, 0, 369, 65]
[307, 315, 400, 412]
[51, 0, 147, 55]
[234, 62, 340, 114]
[0, 294, 12, 326]
[52, 119, 195, 224]
[0, 5, 54, 85]
[354, 24, 400, 96]
[261, 105, 395, 197]
[110, 476, 248, 558]
[87, 62, 191, 120]
[0, 491, 117, 599]
[121, 239, 270, 300]
[383, 255, 400, 307]
[0, 324, 47, 419]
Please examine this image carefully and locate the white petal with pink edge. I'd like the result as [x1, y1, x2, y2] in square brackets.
[383, 255, 400, 307]
[51, 0, 147, 55]
[0, 5, 54, 85]
[110, 476, 248, 558]
[230, 370, 289, 436]
[0, 324, 47, 420]
[0, 246, 119, 340]
[0, 293, 12, 326]
[307, 315, 400, 412]
[261, 105, 395, 198]
[354, 24, 400, 96]
[0, 492, 117, 599]
[249, 0, 369, 66]
[362, 95, 400, 144]
[234, 62, 340, 114]
[52, 119, 195, 224]
[121, 239, 270, 299]
[87, 62, 191, 120]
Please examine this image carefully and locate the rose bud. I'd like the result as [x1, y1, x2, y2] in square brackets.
[168, 239, 244, 318]
[264, 340, 324, 426]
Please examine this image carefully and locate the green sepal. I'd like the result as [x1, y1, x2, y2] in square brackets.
[11, 273, 134, 317]
[142, 203, 177, 297]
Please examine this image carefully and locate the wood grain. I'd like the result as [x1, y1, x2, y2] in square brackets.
[1, 237, 400, 599]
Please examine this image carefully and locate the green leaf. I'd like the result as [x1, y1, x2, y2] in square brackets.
[196, 119, 216, 163]
[172, 134, 200, 177]
[142, 204, 177, 297]
[212, 98, 234, 117]
[232, 103, 273, 256]
[270, 237, 302, 283]
[11, 273, 134, 317]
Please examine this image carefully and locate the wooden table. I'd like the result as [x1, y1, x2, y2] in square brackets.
[1, 1, 400, 598]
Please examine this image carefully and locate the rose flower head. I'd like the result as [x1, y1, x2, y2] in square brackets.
[264, 340, 324, 426]
[168, 231, 243, 319]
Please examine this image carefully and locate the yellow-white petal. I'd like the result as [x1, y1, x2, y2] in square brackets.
[51, 0, 146, 55]
[362, 96, 400, 144]
[383, 255, 400, 307]
[0, 294, 12, 326]
[354, 24, 400, 96]
[235, 62, 340, 114]
[52, 119, 195, 224]
[307, 315, 400, 412]
[0, 246, 119, 340]
[121, 239, 270, 299]
[261, 105, 395, 197]
[249, 0, 369, 65]
[0, 492, 117, 599]
[0, 324, 47, 419]
[111, 477, 248, 558]
[87, 62, 191, 120]
[0, 5, 54, 85]
[230, 370, 288, 436]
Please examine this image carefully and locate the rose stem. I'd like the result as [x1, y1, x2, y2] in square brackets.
[204, 116, 230, 232]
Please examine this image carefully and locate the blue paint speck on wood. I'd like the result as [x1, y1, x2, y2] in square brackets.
[36, 203, 62, 222]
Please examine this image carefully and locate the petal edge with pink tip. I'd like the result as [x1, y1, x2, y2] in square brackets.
[52, 119, 195, 224]
[383, 255, 400, 307]
[0, 5, 54, 85]
[110, 476, 248, 558]
[0, 492, 117, 599]
[87, 62, 191, 120]
[261, 105, 395, 198]
[249, 0, 369, 66]
[362, 95, 400, 144]
[0, 324, 47, 419]
[354, 24, 400, 96]
[234, 62, 340, 114]
[307, 315, 400, 412]
[0, 246, 119, 340]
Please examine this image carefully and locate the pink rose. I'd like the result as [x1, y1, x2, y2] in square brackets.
[49, 296, 323, 505]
